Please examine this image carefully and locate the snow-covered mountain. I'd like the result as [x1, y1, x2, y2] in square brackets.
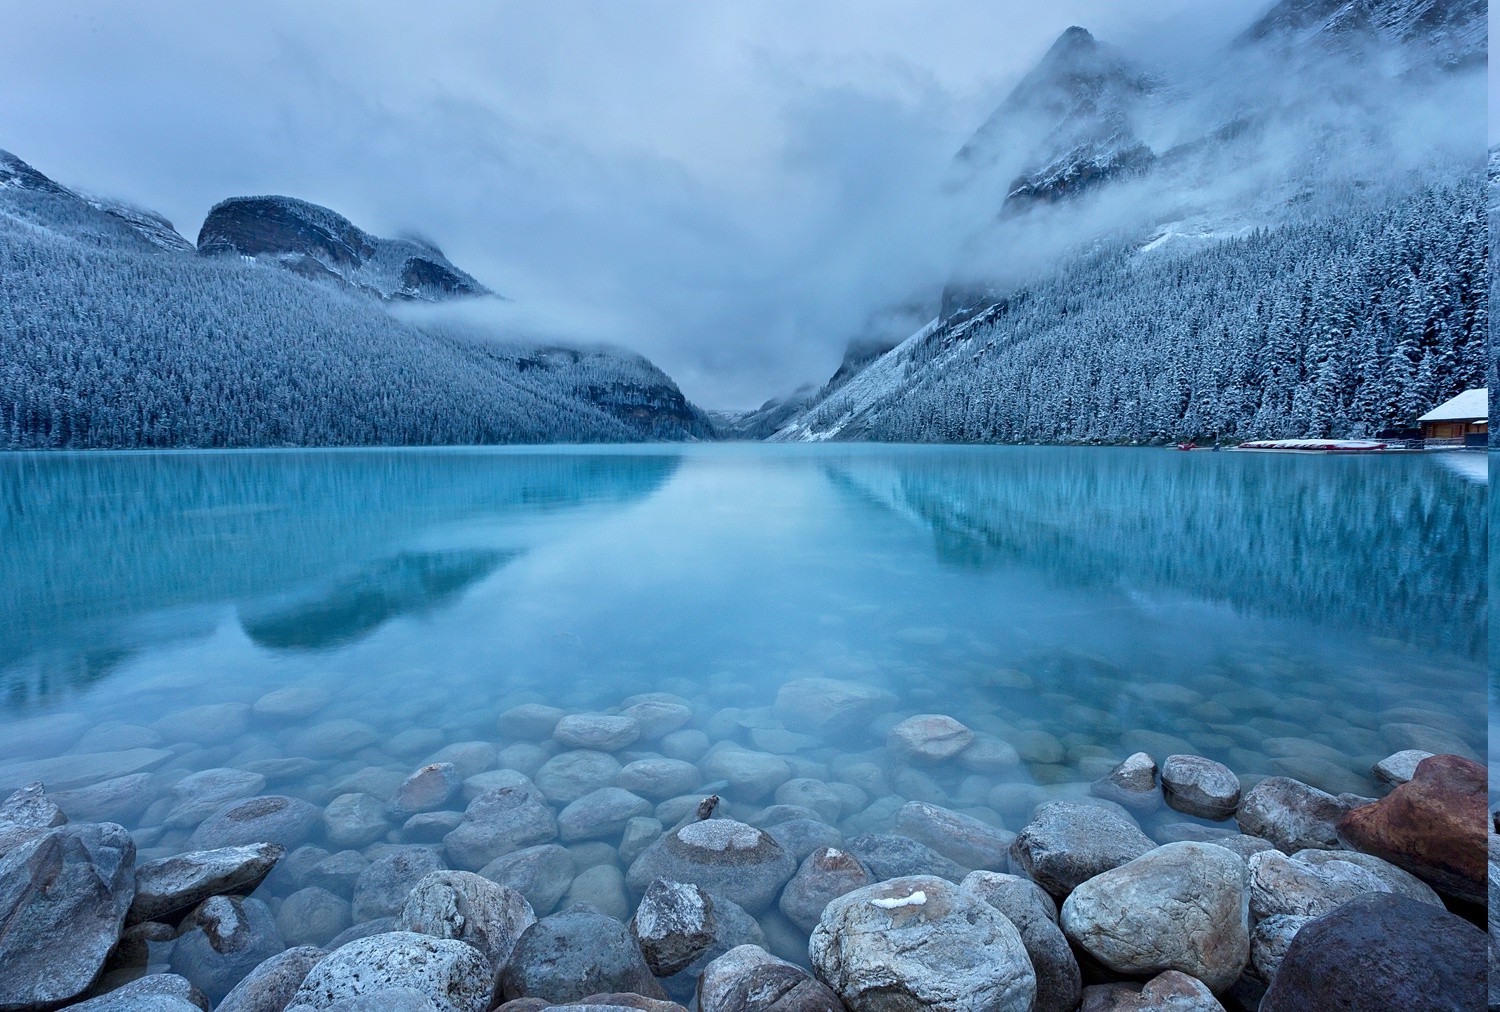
[771, 0, 1485, 444]
[0, 150, 714, 448]
[198, 195, 489, 302]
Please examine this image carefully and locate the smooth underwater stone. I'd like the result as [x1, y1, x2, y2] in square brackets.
[278, 887, 351, 947]
[809, 875, 1036, 1012]
[130, 842, 284, 924]
[218, 946, 327, 1012]
[290, 932, 492, 1012]
[170, 895, 286, 1003]
[615, 758, 702, 801]
[499, 908, 668, 1003]
[352, 847, 446, 921]
[554, 713, 641, 752]
[773, 678, 895, 737]
[535, 751, 624, 805]
[558, 787, 653, 842]
[253, 686, 332, 720]
[392, 763, 463, 815]
[0, 747, 172, 793]
[187, 795, 321, 850]
[627, 818, 796, 914]
[163, 768, 269, 829]
[701, 747, 794, 802]
[479, 844, 576, 916]
[1060, 842, 1249, 993]
[444, 786, 558, 870]
[887, 714, 975, 763]
[892, 800, 1013, 870]
[0, 823, 138, 1010]
[497, 704, 567, 740]
[323, 793, 391, 848]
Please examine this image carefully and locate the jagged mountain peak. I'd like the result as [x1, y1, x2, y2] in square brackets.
[197, 194, 490, 303]
[1239, 0, 1484, 70]
[0, 148, 194, 251]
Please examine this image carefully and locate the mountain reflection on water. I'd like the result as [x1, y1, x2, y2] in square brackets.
[826, 448, 1485, 661]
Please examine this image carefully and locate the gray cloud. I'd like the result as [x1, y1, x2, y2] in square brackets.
[1, 0, 1268, 407]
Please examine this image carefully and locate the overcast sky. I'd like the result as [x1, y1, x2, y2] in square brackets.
[4, 1, 1272, 408]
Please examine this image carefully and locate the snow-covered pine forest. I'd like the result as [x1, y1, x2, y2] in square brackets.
[780, 169, 1486, 444]
[0, 190, 714, 448]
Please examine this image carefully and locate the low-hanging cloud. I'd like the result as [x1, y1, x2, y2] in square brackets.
[2, 0, 1275, 408]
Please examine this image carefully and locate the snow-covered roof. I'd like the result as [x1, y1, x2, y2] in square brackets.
[1417, 388, 1487, 423]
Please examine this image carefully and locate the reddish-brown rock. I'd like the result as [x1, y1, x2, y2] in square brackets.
[1335, 754, 1486, 903]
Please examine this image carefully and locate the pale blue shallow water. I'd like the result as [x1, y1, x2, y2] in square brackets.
[1, 444, 1484, 800]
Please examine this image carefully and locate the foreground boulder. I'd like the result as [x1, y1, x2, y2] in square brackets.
[1079, 970, 1224, 1011]
[698, 944, 844, 1012]
[1235, 778, 1349, 853]
[217, 946, 326, 1012]
[399, 871, 535, 980]
[809, 875, 1035, 1011]
[627, 819, 796, 913]
[779, 846, 873, 933]
[129, 843, 284, 924]
[963, 871, 1081, 1012]
[1010, 802, 1154, 897]
[0, 823, 137, 1009]
[67, 973, 209, 1011]
[1260, 893, 1486, 1011]
[290, 931, 492, 1012]
[170, 895, 285, 1003]
[1060, 842, 1248, 993]
[1334, 753, 1486, 903]
[499, 907, 668, 1003]
[1247, 847, 1440, 921]
[1159, 756, 1240, 821]
[629, 879, 716, 976]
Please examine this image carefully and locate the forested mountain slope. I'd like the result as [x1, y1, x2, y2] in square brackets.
[0, 184, 714, 448]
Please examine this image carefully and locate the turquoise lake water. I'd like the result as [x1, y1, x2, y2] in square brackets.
[0, 445, 1488, 963]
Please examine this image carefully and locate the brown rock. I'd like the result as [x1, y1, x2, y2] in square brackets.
[1335, 753, 1486, 903]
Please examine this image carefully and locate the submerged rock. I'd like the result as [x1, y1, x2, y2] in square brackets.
[809, 875, 1035, 1012]
[392, 763, 463, 816]
[887, 714, 975, 763]
[773, 678, 895, 737]
[558, 788, 653, 842]
[171, 895, 286, 1003]
[627, 819, 796, 914]
[278, 887, 351, 947]
[444, 786, 558, 870]
[1060, 842, 1249, 993]
[499, 908, 667, 1003]
[187, 795, 321, 850]
[1090, 753, 1160, 812]
[352, 847, 445, 921]
[1335, 753, 1487, 903]
[68, 974, 210, 1011]
[0, 823, 137, 1010]
[1260, 893, 1486, 1011]
[845, 832, 968, 883]
[892, 800, 1012, 870]
[554, 714, 641, 752]
[479, 844, 575, 916]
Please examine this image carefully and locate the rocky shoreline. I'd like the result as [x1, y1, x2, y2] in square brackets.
[0, 679, 1490, 1011]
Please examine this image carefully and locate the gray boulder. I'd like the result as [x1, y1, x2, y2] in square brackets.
[1248, 847, 1441, 921]
[170, 895, 286, 1003]
[352, 847, 445, 921]
[290, 931, 492, 1012]
[700, 749, 793, 802]
[557, 864, 631, 922]
[0, 782, 66, 829]
[1249, 913, 1307, 983]
[129, 843, 284, 924]
[615, 758, 702, 802]
[499, 907, 667, 1003]
[627, 819, 796, 914]
[1235, 778, 1352, 853]
[1160, 756, 1240, 821]
[0, 823, 137, 1010]
[1060, 842, 1249, 993]
[399, 871, 535, 976]
[391, 763, 464, 816]
[218, 946, 326, 1012]
[809, 875, 1035, 1011]
[535, 751, 623, 805]
[779, 846, 873, 934]
[1009, 802, 1154, 897]
[66, 973, 209, 1012]
[51, 773, 156, 825]
[187, 795, 321, 850]
[163, 769, 267, 829]
[444, 787, 558, 870]
[323, 793, 391, 848]
[698, 944, 845, 1012]
[764, 818, 842, 864]
[1090, 753, 1161, 813]
[1371, 749, 1433, 787]
[887, 715, 975, 763]
[630, 878, 717, 976]
[963, 871, 1081, 1012]
[497, 704, 567, 740]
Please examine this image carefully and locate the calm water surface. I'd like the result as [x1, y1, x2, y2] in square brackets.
[0, 445, 1488, 950]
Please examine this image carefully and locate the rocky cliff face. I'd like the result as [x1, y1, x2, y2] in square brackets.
[1239, 0, 1485, 70]
[197, 195, 489, 302]
[0, 149, 193, 252]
